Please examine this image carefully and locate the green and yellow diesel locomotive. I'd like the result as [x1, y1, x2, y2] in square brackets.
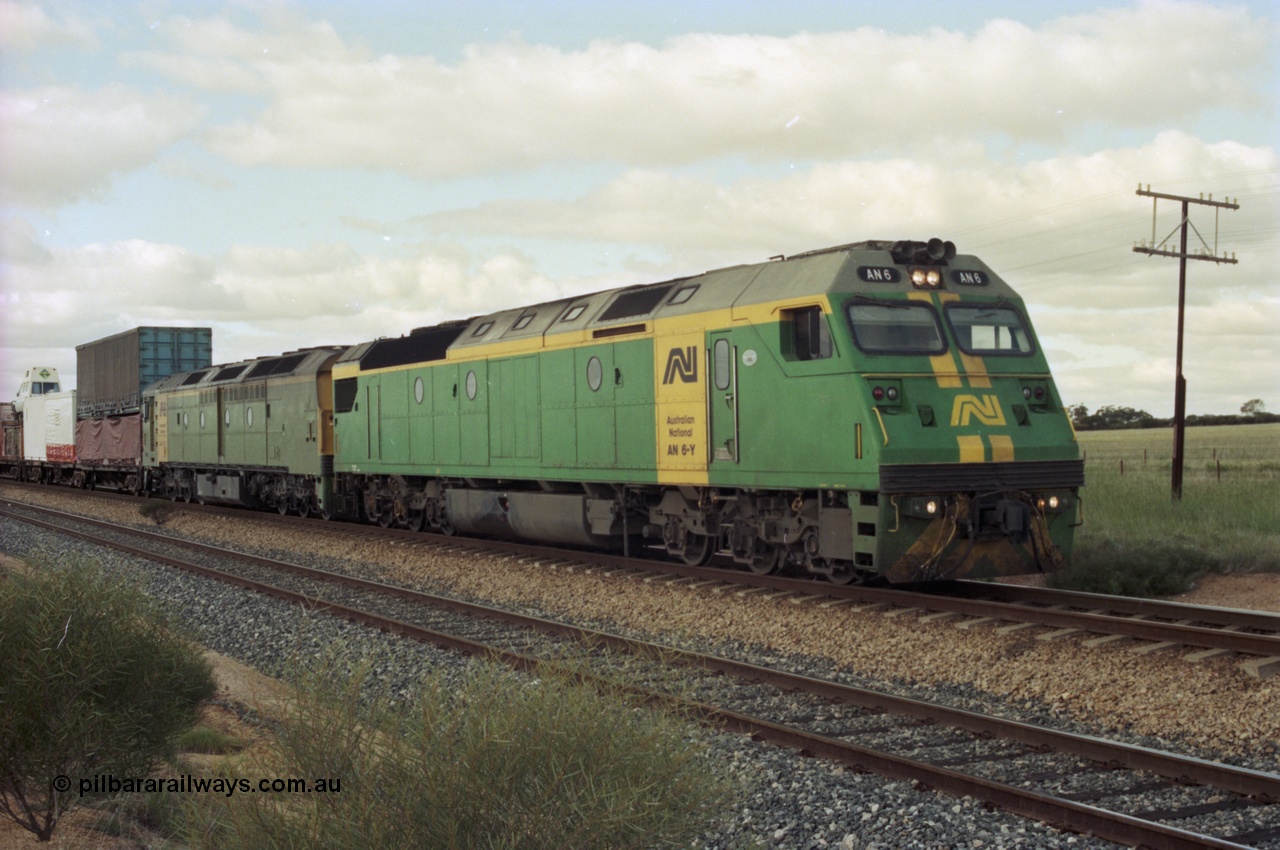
[319, 239, 1082, 583]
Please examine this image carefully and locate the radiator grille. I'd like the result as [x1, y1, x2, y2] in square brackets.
[880, 459, 1084, 494]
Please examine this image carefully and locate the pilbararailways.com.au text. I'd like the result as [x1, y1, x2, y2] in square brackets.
[58, 774, 341, 798]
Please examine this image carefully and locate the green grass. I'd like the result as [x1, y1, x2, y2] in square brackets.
[180, 654, 735, 850]
[177, 725, 245, 755]
[1051, 423, 1280, 595]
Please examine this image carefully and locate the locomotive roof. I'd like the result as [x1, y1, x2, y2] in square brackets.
[339, 239, 1016, 373]
[145, 346, 346, 394]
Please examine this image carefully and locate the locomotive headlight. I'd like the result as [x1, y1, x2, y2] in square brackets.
[909, 268, 943, 289]
[1048, 495, 1060, 509]
[925, 499, 939, 515]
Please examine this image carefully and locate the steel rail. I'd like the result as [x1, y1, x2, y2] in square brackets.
[2, 505, 1267, 849]
[4, 486, 1279, 658]
[944, 579, 1280, 633]
[4, 502, 1279, 807]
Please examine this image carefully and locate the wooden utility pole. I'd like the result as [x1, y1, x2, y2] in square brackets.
[1132, 185, 1239, 500]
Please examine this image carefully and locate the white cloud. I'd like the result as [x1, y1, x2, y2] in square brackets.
[116, 1, 1268, 176]
[0, 86, 203, 206]
[0, 1, 98, 51]
[410, 132, 1276, 287]
[0, 232, 587, 395]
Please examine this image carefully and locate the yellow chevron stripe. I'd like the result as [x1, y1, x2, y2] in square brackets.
[989, 434, 1015, 462]
[956, 435, 985, 463]
[957, 351, 991, 388]
[907, 291, 963, 388]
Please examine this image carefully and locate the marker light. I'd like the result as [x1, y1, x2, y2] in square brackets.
[886, 386, 899, 401]
[1022, 387, 1033, 399]
[872, 386, 885, 400]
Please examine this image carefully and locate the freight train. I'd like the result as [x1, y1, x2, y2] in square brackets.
[3, 239, 1083, 583]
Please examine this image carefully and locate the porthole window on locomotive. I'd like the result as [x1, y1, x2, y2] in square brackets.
[246, 407, 253, 427]
[465, 370, 477, 400]
[199, 411, 206, 429]
[586, 356, 603, 392]
[713, 338, 731, 390]
[414, 376, 425, 405]
[183, 412, 189, 427]
[225, 409, 231, 427]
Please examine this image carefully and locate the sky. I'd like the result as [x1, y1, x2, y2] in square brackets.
[1, 0, 1276, 417]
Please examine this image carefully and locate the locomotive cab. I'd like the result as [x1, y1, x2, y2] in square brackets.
[833, 240, 1082, 580]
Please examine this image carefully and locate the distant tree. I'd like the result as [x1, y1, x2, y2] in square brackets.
[1079, 405, 1156, 430]
[1066, 403, 1089, 428]
[1241, 398, 1267, 416]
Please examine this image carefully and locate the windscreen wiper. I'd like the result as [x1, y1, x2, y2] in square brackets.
[852, 295, 910, 310]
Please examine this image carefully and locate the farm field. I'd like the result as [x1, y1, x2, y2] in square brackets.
[1057, 423, 1280, 596]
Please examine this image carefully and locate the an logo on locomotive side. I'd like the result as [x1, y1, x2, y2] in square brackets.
[950, 394, 1006, 427]
[661, 346, 699, 385]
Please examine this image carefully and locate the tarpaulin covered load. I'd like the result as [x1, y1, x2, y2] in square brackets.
[76, 413, 143, 466]
[23, 392, 77, 462]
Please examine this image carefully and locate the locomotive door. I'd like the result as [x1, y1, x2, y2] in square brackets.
[655, 328, 709, 483]
[155, 395, 169, 463]
[708, 333, 739, 463]
[216, 388, 225, 459]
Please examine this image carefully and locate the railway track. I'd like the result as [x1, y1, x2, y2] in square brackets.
[5, 481, 1276, 677]
[3, 499, 1279, 849]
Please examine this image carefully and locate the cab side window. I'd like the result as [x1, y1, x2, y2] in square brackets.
[785, 306, 832, 361]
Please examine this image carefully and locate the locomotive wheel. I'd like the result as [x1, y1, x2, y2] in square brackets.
[405, 511, 425, 532]
[826, 564, 857, 585]
[747, 543, 781, 576]
[377, 511, 394, 528]
[679, 534, 714, 566]
[277, 500, 290, 516]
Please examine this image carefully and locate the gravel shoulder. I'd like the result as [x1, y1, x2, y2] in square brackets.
[3, 484, 1279, 849]
[4, 483, 1276, 760]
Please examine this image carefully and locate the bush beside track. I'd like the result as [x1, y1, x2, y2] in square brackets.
[1051, 423, 1280, 596]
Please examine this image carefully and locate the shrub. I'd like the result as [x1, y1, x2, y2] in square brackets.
[187, 653, 732, 850]
[1049, 535, 1217, 597]
[0, 558, 216, 841]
